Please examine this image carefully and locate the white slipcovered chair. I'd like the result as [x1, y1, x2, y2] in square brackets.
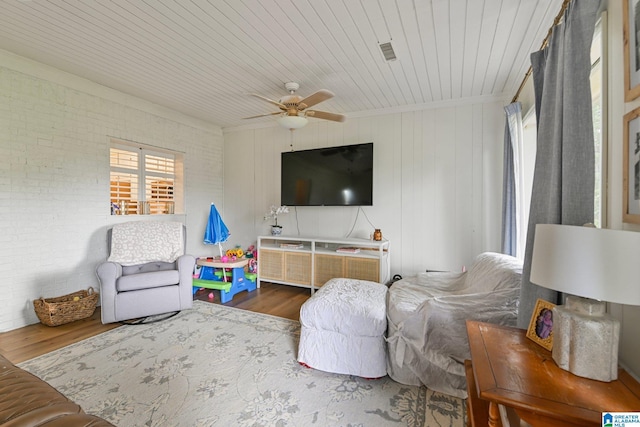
[386, 252, 522, 398]
[96, 221, 195, 324]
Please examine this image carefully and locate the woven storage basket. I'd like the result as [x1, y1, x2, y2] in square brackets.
[33, 287, 98, 326]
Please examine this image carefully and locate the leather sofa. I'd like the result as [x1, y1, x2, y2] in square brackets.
[0, 353, 114, 426]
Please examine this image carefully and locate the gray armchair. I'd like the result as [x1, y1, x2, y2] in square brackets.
[96, 221, 195, 324]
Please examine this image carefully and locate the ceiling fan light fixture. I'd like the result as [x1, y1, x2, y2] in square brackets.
[277, 115, 308, 129]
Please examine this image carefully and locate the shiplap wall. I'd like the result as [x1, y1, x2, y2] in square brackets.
[223, 99, 505, 278]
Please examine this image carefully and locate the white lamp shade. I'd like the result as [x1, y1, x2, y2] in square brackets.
[277, 115, 308, 129]
[530, 224, 640, 306]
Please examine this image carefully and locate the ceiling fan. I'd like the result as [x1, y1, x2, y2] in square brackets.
[244, 82, 346, 129]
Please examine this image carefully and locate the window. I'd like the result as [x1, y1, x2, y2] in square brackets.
[110, 139, 183, 215]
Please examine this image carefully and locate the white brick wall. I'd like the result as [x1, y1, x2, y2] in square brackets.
[0, 52, 224, 331]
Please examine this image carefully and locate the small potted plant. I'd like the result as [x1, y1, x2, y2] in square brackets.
[264, 205, 289, 235]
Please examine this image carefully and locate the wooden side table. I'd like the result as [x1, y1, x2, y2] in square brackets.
[465, 320, 640, 427]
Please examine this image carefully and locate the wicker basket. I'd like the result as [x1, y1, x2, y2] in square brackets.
[33, 287, 98, 327]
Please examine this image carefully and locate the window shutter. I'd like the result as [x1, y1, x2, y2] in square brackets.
[109, 142, 178, 215]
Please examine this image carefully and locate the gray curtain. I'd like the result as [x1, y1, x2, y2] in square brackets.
[517, 0, 600, 328]
[502, 102, 522, 257]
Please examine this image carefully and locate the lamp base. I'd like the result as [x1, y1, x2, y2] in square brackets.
[552, 296, 620, 382]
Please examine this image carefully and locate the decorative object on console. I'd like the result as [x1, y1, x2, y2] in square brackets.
[264, 205, 289, 235]
[373, 228, 382, 241]
[530, 224, 640, 382]
[280, 242, 303, 249]
[336, 246, 360, 253]
[271, 226, 282, 236]
[204, 203, 230, 258]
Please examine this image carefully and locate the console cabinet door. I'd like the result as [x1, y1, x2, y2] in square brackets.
[259, 249, 284, 281]
[345, 257, 380, 283]
[314, 254, 345, 287]
[314, 254, 380, 286]
[284, 252, 312, 285]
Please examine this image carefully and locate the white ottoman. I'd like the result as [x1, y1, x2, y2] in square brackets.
[297, 278, 388, 378]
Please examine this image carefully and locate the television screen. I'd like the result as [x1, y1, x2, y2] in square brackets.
[281, 143, 373, 206]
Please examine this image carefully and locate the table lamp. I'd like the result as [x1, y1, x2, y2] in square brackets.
[530, 224, 640, 382]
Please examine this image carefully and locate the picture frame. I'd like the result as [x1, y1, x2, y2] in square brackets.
[526, 299, 555, 351]
[623, 106, 640, 224]
[624, 0, 640, 101]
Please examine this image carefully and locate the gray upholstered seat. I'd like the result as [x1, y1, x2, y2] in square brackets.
[96, 221, 195, 324]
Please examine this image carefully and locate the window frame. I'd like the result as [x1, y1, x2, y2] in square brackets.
[109, 139, 183, 215]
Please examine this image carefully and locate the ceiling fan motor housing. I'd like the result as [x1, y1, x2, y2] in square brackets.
[279, 95, 303, 111]
[281, 83, 302, 114]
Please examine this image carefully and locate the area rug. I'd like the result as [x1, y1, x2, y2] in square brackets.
[19, 301, 466, 426]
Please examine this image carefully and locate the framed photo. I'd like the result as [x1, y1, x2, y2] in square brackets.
[526, 299, 555, 351]
[624, 107, 640, 224]
[624, 0, 640, 101]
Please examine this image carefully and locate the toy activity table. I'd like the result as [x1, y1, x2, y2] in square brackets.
[193, 257, 256, 303]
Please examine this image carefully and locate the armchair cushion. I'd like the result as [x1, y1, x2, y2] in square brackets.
[117, 270, 180, 292]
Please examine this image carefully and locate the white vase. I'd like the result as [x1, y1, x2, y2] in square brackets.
[271, 225, 282, 236]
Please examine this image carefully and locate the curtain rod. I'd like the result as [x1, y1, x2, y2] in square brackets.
[511, 0, 572, 103]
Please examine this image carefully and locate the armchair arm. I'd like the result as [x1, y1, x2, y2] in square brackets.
[420, 287, 520, 366]
[96, 261, 123, 324]
[176, 254, 196, 308]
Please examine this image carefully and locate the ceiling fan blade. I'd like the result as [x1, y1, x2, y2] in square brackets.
[242, 112, 282, 120]
[306, 110, 346, 123]
[249, 93, 287, 109]
[298, 89, 334, 110]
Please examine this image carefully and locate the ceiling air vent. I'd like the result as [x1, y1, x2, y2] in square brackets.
[379, 41, 397, 61]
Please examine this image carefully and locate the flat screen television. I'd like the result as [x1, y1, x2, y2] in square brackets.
[281, 142, 373, 206]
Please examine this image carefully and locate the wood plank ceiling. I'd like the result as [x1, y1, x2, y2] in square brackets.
[0, 0, 561, 129]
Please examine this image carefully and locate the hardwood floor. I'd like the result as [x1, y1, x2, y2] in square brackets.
[0, 282, 310, 364]
[194, 281, 310, 321]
